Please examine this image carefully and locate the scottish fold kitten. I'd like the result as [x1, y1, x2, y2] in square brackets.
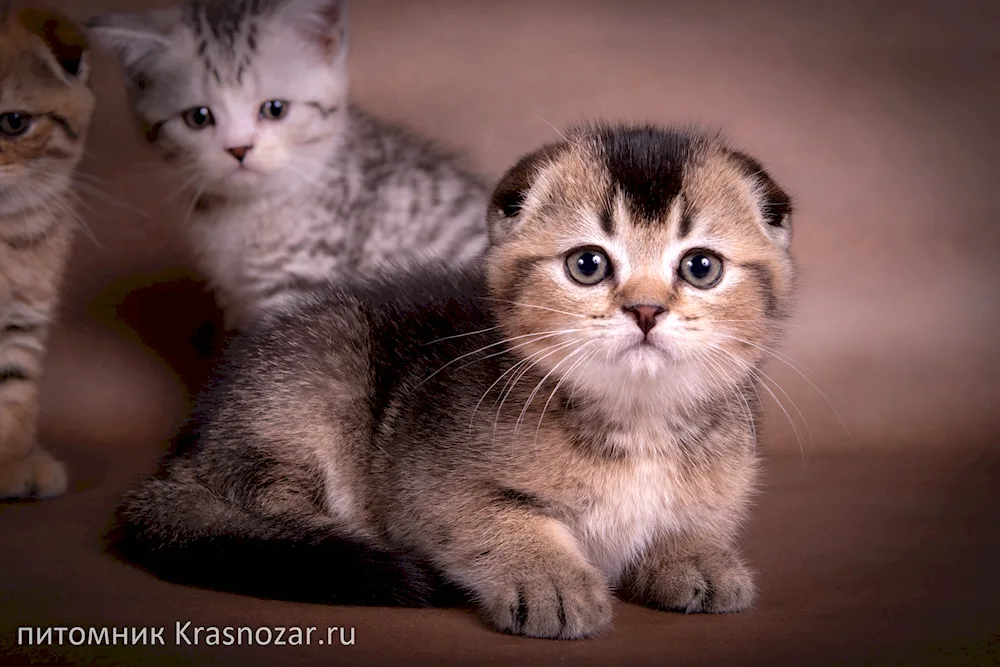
[0, 6, 95, 498]
[88, 0, 488, 331]
[112, 124, 795, 639]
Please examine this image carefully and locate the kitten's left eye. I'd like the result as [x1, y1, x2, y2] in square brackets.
[0, 113, 33, 138]
[260, 100, 290, 121]
[566, 248, 613, 286]
[679, 251, 724, 289]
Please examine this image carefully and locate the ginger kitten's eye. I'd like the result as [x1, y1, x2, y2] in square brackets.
[566, 248, 613, 286]
[0, 113, 33, 138]
[260, 100, 289, 121]
[680, 251, 724, 289]
[182, 107, 214, 130]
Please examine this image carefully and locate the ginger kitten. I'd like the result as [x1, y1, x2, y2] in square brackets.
[0, 6, 96, 498]
[112, 123, 794, 639]
[88, 0, 488, 332]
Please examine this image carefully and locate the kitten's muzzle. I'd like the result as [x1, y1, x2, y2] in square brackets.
[624, 304, 666, 336]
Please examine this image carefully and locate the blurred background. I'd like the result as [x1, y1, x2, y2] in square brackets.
[38, 0, 999, 463]
[4, 1, 998, 665]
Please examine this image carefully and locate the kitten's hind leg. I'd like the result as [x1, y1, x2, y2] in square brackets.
[109, 467, 444, 607]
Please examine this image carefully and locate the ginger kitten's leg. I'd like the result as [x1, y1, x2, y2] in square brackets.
[625, 535, 757, 614]
[0, 351, 67, 499]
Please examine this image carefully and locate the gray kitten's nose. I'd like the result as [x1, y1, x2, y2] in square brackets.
[227, 146, 253, 163]
[624, 304, 666, 335]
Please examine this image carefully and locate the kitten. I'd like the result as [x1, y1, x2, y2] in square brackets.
[0, 6, 96, 498]
[112, 123, 795, 639]
[87, 0, 489, 332]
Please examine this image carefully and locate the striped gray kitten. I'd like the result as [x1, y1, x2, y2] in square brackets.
[1, 7, 95, 498]
[88, 0, 488, 331]
[112, 124, 795, 639]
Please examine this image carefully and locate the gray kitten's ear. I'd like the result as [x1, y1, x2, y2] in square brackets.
[727, 150, 794, 249]
[488, 142, 569, 245]
[86, 8, 181, 77]
[280, 0, 347, 57]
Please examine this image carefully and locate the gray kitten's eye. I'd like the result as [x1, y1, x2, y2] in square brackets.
[182, 107, 214, 130]
[260, 100, 289, 121]
[679, 251, 724, 289]
[566, 248, 613, 286]
[0, 112, 33, 138]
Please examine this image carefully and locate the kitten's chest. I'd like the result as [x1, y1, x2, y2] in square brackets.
[570, 459, 688, 583]
[555, 414, 746, 583]
[190, 199, 350, 321]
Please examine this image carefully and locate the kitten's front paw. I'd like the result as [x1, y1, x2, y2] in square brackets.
[482, 561, 613, 639]
[0, 449, 68, 499]
[644, 550, 756, 614]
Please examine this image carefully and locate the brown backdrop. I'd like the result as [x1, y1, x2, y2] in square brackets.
[2, 0, 998, 665]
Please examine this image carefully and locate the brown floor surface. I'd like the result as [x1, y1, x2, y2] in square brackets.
[2, 0, 999, 664]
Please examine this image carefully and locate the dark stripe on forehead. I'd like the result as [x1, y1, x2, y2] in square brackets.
[677, 197, 695, 239]
[191, 0, 267, 55]
[599, 203, 613, 236]
[741, 261, 778, 317]
[592, 125, 698, 224]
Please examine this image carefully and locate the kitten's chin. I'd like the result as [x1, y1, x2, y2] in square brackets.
[618, 345, 677, 380]
[205, 169, 285, 199]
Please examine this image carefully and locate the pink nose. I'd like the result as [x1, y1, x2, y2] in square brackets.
[625, 304, 665, 335]
[227, 145, 253, 163]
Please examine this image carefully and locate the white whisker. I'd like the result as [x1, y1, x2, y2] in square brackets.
[415, 329, 582, 389]
[423, 325, 502, 346]
[477, 297, 590, 320]
[712, 332, 851, 440]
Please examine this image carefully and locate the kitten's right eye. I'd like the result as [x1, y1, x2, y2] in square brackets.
[566, 248, 613, 286]
[182, 107, 215, 130]
[0, 113, 33, 138]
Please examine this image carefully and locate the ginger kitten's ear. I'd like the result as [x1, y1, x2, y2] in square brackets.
[17, 8, 91, 82]
[282, 0, 348, 58]
[728, 150, 794, 248]
[86, 9, 180, 80]
[488, 142, 568, 245]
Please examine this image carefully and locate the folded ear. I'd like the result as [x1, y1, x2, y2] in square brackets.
[17, 8, 91, 81]
[279, 0, 347, 59]
[487, 142, 569, 245]
[727, 150, 794, 248]
[86, 8, 181, 79]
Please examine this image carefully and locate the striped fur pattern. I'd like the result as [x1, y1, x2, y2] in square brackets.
[0, 7, 95, 498]
[88, 0, 488, 331]
[112, 124, 795, 639]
